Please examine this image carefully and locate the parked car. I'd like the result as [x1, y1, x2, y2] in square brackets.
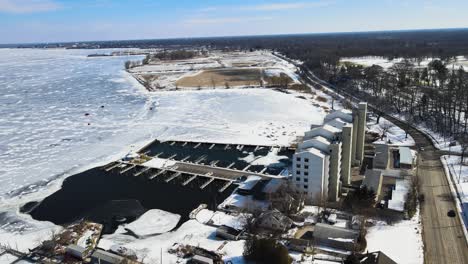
[447, 210, 456, 217]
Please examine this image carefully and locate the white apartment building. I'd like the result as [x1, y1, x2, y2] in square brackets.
[292, 102, 367, 203]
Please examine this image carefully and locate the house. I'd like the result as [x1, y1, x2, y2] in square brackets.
[66, 244, 87, 260]
[359, 251, 397, 264]
[91, 249, 124, 264]
[313, 223, 359, 251]
[257, 209, 293, 232]
[216, 225, 242, 240]
[362, 169, 383, 200]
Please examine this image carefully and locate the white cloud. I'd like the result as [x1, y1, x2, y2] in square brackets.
[185, 16, 273, 25]
[0, 0, 61, 13]
[241, 1, 332, 11]
[199, 1, 333, 13]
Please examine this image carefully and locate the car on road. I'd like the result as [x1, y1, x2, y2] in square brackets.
[447, 210, 456, 217]
[419, 146, 425, 151]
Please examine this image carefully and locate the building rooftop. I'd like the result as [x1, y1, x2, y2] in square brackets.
[262, 178, 283, 194]
[314, 223, 359, 240]
[91, 249, 124, 264]
[399, 146, 413, 165]
[362, 169, 383, 194]
[388, 179, 410, 212]
[325, 118, 349, 129]
[297, 147, 327, 158]
[325, 109, 354, 123]
[304, 125, 341, 141]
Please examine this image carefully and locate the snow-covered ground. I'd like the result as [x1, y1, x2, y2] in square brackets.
[366, 209, 424, 264]
[443, 155, 468, 202]
[99, 219, 245, 264]
[341, 55, 468, 70]
[368, 116, 415, 146]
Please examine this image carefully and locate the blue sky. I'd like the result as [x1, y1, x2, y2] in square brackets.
[0, 0, 467, 44]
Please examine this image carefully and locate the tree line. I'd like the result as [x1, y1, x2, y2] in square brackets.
[320, 58, 468, 141]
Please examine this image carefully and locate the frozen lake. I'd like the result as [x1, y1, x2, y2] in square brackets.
[0, 48, 324, 201]
[0, 48, 328, 252]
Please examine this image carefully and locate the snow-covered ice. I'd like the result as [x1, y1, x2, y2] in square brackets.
[122, 209, 181, 237]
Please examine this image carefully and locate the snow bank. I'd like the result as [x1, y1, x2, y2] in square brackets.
[123, 209, 181, 237]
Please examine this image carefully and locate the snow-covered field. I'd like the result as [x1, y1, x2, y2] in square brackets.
[366, 209, 424, 264]
[0, 48, 327, 259]
[129, 50, 301, 90]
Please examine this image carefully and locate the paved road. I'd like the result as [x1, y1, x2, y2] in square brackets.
[287, 59, 468, 263]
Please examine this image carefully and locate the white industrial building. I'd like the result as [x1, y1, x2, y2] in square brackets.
[292, 102, 367, 202]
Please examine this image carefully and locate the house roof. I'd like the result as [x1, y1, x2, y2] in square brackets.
[238, 175, 262, 191]
[260, 209, 292, 225]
